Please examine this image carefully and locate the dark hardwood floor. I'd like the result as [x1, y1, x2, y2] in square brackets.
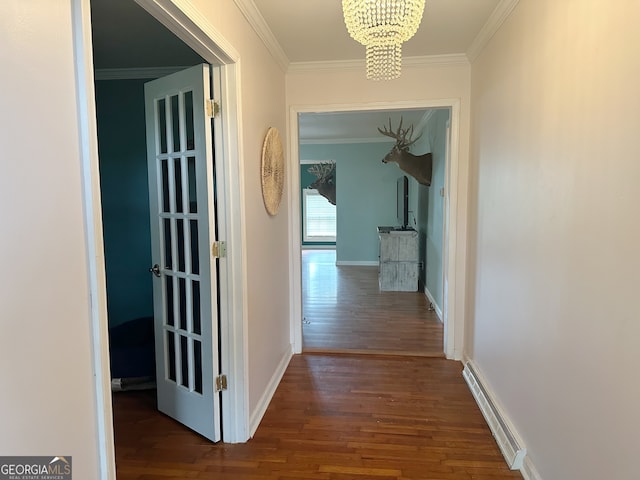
[113, 354, 523, 479]
[111, 250, 519, 479]
[302, 249, 443, 356]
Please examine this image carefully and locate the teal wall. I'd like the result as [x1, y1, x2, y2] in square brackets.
[300, 142, 403, 263]
[95, 79, 153, 327]
[415, 109, 449, 312]
[300, 162, 336, 247]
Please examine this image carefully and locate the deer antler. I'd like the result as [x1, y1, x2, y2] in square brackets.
[377, 117, 422, 150]
[307, 161, 335, 181]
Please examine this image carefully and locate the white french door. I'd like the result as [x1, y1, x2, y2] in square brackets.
[144, 64, 221, 442]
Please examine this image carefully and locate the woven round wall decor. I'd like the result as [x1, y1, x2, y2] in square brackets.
[260, 127, 285, 216]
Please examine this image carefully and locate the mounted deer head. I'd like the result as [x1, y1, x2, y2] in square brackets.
[378, 118, 433, 186]
[307, 161, 336, 205]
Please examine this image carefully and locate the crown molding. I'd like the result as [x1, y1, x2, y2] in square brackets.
[232, 0, 289, 73]
[466, 0, 521, 62]
[288, 53, 468, 75]
[300, 137, 393, 146]
[94, 66, 191, 80]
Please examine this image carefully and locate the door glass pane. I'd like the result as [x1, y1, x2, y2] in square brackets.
[171, 94, 180, 153]
[180, 335, 189, 388]
[167, 330, 176, 382]
[165, 275, 174, 327]
[161, 160, 170, 212]
[193, 340, 202, 394]
[158, 98, 167, 154]
[190, 219, 199, 274]
[178, 277, 187, 331]
[188, 157, 197, 213]
[176, 219, 185, 272]
[192, 280, 201, 335]
[174, 158, 183, 213]
[184, 91, 195, 151]
[163, 219, 172, 269]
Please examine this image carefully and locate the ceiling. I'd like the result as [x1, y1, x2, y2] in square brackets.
[251, 0, 501, 63]
[90, 0, 502, 143]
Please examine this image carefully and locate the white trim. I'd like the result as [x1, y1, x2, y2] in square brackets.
[466, 0, 521, 62]
[423, 287, 443, 322]
[249, 347, 293, 437]
[336, 261, 379, 266]
[72, 1, 115, 479]
[288, 54, 469, 74]
[212, 62, 250, 443]
[288, 99, 466, 360]
[135, 0, 240, 64]
[288, 108, 303, 354]
[462, 360, 527, 471]
[443, 100, 463, 360]
[94, 66, 192, 80]
[232, 0, 289, 72]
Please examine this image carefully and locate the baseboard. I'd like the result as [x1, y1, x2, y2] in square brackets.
[462, 360, 527, 471]
[423, 287, 443, 322]
[336, 260, 379, 266]
[249, 346, 293, 437]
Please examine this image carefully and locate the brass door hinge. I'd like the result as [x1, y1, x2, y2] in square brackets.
[206, 99, 220, 117]
[211, 241, 227, 258]
[215, 374, 228, 392]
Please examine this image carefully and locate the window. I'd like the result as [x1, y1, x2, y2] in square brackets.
[303, 189, 336, 242]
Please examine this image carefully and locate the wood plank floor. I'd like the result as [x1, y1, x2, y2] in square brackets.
[113, 354, 523, 480]
[302, 249, 443, 356]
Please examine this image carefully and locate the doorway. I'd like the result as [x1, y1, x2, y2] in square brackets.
[81, 0, 249, 462]
[297, 108, 449, 356]
[289, 102, 463, 359]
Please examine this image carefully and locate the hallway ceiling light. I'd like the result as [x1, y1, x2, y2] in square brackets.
[342, 0, 426, 81]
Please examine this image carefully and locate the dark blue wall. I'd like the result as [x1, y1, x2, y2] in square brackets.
[95, 79, 153, 327]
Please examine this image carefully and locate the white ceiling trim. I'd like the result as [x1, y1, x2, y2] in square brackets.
[232, 0, 289, 72]
[300, 136, 394, 146]
[136, 0, 240, 65]
[288, 53, 468, 74]
[466, 0, 521, 62]
[94, 66, 190, 80]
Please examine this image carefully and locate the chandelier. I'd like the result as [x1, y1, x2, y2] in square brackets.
[342, 0, 426, 80]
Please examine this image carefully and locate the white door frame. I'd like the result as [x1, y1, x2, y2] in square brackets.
[287, 100, 465, 360]
[72, 0, 248, 477]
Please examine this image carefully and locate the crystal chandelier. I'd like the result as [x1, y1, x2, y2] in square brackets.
[342, 0, 426, 80]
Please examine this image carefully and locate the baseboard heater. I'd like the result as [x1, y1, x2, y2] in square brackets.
[462, 362, 526, 470]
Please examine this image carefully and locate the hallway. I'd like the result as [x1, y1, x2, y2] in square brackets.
[113, 354, 522, 479]
[302, 249, 444, 356]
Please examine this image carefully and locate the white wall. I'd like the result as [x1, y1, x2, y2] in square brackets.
[467, 1, 640, 478]
[0, 1, 101, 477]
[287, 62, 471, 357]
